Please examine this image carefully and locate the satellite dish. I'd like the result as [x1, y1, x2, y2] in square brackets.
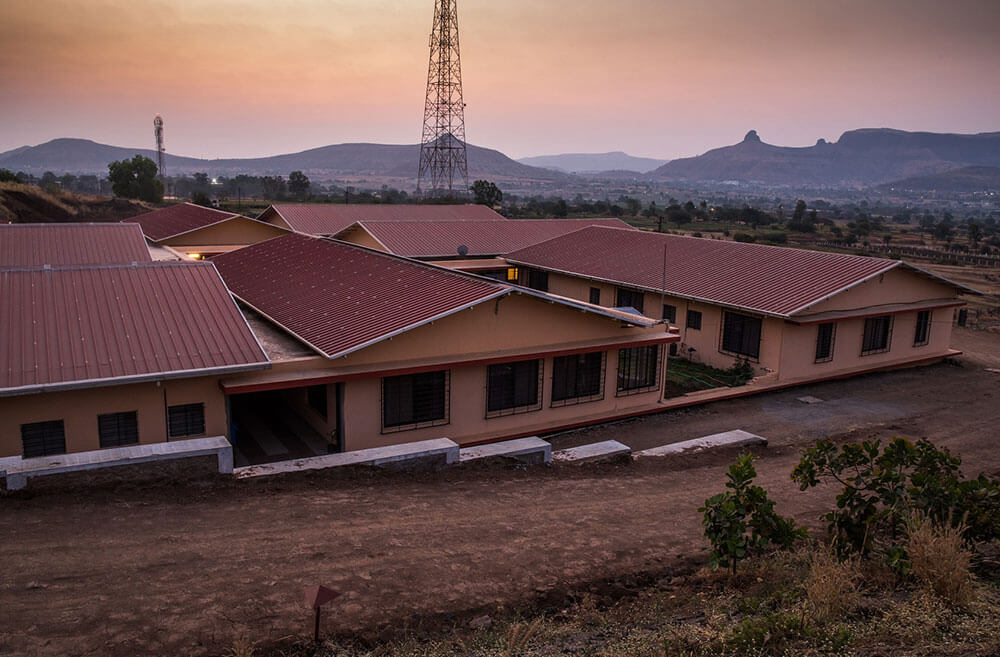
[457, 244, 469, 257]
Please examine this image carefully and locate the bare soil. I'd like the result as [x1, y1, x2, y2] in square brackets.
[1, 328, 998, 657]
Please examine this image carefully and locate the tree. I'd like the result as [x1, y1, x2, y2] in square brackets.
[792, 199, 807, 223]
[968, 221, 983, 247]
[0, 168, 21, 183]
[107, 155, 163, 203]
[288, 170, 310, 197]
[470, 180, 503, 207]
[191, 191, 213, 208]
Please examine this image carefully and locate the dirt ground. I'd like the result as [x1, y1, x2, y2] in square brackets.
[1, 328, 998, 657]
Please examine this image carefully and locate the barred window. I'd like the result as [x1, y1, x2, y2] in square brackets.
[686, 310, 702, 330]
[861, 315, 893, 355]
[662, 304, 677, 323]
[616, 287, 644, 313]
[21, 420, 66, 458]
[617, 345, 661, 395]
[168, 403, 205, 438]
[815, 322, 836, 363]
[589, 287, 601, 305]
[98, 411, 139, 448]
[487, 359, 542, 417]
[551, 352, 605, 406]
[914, 310, 931, 346]
[720, 311, 762, 360]
[382, 370, 449, 432]
[527, 269, 548, 292]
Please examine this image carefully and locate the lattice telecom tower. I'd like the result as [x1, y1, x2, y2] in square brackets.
[153, 115, 166, 179]
[417, 0, 469, 198]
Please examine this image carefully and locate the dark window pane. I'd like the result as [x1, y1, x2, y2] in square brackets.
[382, 371, 448, 430]
[21, 420, 67, 458]
[815, 322, 836, 362]
[914, 310, 931, 346]
[527, 269, 548, 292]
[686, 310, 702, 330]
[861, 315, 893, 355]
[721, 311, 762, 359]
[168, 403, 205, 438]
[617, 345, 661, 394]
[552, 352, 604, 404]
[662, 304, 677, 323]
[616, 287, 644, 313]
[98, 411, 139, 448]
[589, 287, 601, 305]
[487, 359, 541, 415]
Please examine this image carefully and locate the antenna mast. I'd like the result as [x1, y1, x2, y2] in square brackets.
[153, 115, 166, 181]
[417, 0, 469, 199]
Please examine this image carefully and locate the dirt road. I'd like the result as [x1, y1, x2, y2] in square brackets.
[1, 328, 997, 657]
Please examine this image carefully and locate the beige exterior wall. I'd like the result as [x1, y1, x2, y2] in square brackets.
[162, 217, 289, 248]
[0, 376, 228, 458]
[803, 267, 957, 314]
[336, 227, 388, 252]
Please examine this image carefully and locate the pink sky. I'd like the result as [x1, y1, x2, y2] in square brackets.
[2, 0, 998, 160]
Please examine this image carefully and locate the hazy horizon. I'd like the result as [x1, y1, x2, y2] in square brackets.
[3, 0, 999, 161]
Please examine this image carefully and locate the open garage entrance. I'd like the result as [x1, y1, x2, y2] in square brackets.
[227, 383, 343, 467]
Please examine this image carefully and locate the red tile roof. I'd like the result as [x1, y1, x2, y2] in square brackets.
[211, 234, 510, 358]
[505, 227, 910, 317]
[0, 263, 268, 395]
[339, 219, 634, 258]
[0, 223, 151, 267]
[264, 204, 505, 236]
[126, 202, 243, 242]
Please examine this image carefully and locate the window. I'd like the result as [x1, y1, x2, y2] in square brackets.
[686, 310, 702, 330]
[505, 267, 519, 282]
[662, 304, 677, 323]
[617, 345, 661, 395]
[815, 322, 836, 363]
[381, 370, 449, 432]
[487, 359, 542, 417]
[720, 311, 762, 360]
[551, 352, 605, 406]
[616, 287, 644, 313]
[861, 315, 893, 355]
[307, 384, 327, 420]
[527, 269, 548, 292]
[98, 411, 139, 448]
[914, 310, 931, 346]
[168, 403, 206, 438]
[589, 287, 601, 305]
[21, 420, 66, 458]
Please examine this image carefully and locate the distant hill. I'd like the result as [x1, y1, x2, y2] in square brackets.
[879, 165, 1000, 193]
[650, 129, 1000, 187]
[517, 151, 667, 174]
[0, 138, 568, 184]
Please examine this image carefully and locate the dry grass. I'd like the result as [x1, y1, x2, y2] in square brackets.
[0, 181, 79, 216]
[804, 545, 860, 623]
[502, 618, 544, 657]
[907, 514, 975, 606]
[225, 636, 257, 657]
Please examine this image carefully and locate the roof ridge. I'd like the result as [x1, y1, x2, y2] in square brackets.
[0, 260, 212, 274]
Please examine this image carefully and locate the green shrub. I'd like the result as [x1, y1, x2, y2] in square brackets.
[701, 454, 806, 573]
[733, 232, 756, 243]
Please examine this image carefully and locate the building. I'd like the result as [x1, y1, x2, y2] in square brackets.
[256, 203, 505, 237]
[505, 226, 975, 384]
[126, 202, 290, 259]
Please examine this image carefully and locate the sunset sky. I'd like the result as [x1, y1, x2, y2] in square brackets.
[2, 0, 998, 160]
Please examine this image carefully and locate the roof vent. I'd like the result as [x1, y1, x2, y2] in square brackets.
[457, 244, 469, 257]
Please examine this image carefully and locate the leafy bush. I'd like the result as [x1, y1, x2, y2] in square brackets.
[701, 454, 806, 573]
[761, 231, 788, 244]
[792, 438, 1000, 570]
[726, 358, 755, 385]
[733, 232, 756, 243]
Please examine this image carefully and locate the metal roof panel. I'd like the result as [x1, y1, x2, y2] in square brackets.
[0, 223, 151, 267]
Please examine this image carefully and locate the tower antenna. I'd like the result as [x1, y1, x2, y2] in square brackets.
[153, 115, 166, 181]
[417, 0, 469, 199]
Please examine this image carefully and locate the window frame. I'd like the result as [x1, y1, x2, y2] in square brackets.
[616, 344, 662, 396]
[615, 287, 645, 313]
[486, 359, 543, 418]
[505, 267, 519, 282]
[98, 410, 139, 448]
[526, 269, 549, 292]
[814, 322, 837, 363]
[381, 370, 450, 433]
[167, 402, 206, 439]
[719, 311, 763, 361]
[20, 419, 67, 458]
[686, 309, 703, 330]
[589, 287, 601, 305]
[551, 351, 606, 407]
[913, 310, 931, 347]
[861, 315, 894, 356]
[662, 304, 677, 323]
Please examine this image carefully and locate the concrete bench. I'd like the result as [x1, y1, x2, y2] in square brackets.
[459, 437, 552, 465]
[233, 437, 459, 479]
[2, 436, 234, 491]
[552, 440, 631, 464]
[635, 429, 767, 458]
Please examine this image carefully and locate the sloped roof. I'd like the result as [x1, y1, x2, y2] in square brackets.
[212, 234, 657, 360]
[263, 203, 505, 236]
[0, 223, 151, 267]
[505, 226, 964, 318]
[0, 262, 268, 395]
[337, 218, 634, 258]
[126, 202, 243, 242]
